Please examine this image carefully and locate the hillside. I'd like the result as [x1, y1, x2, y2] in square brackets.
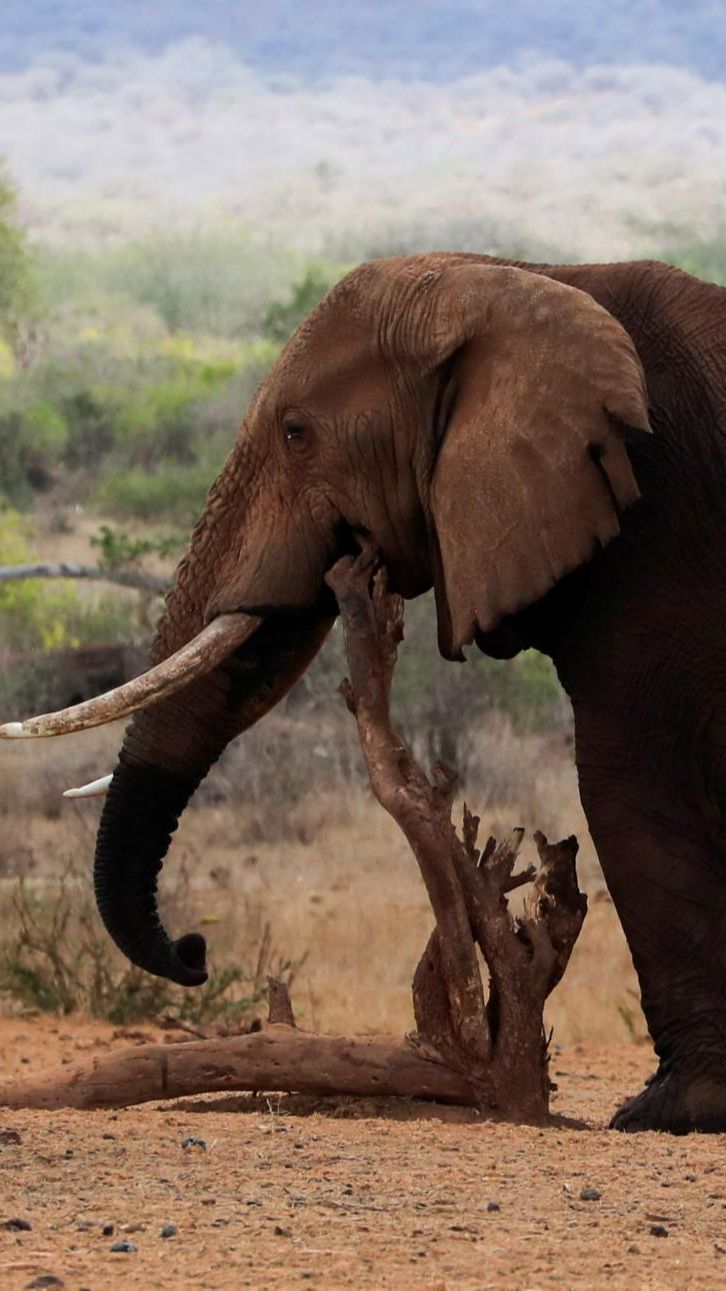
[1, 0, 725, 81]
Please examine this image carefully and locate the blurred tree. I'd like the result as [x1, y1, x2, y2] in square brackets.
[0, 167, 39, 361]
[263, 263, 344, 342]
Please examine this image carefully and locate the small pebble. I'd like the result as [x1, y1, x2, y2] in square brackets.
[160, 1224, 177, 1239]
[274, 1225, 292, 1237]
[486, 1201, 501, 1213]
[110, 1240, 138, 1253]
[580, 1187, 602, 1202]
[628, 1244, 640, 1254]
[650, 1224, 668, 1238]
[0, 1128, 22, 1146]
[24, 1279, 64, 1290]
[2, 1217, 32, 1231]
[181, 1137, 206, 1151]
[101, 1224, 114, 1237]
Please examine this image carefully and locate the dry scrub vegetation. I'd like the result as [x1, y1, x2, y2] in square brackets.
[0, 707, 648, 1051]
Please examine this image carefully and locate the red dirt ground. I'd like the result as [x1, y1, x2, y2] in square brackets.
[0, 1018, 724, 1290]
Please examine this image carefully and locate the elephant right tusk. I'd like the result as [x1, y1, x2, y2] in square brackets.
[0, 612, 263, 739]
[63, 773, 113, 800]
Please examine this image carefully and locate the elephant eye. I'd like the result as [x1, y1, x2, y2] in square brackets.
[284, 422, 306, 443]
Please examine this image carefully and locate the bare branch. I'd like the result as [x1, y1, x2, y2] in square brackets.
[0, 562, 170, 596]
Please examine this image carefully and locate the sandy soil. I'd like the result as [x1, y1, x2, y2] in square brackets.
[0, 1019, 724, 1290]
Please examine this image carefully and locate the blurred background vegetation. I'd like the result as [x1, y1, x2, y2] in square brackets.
[0, 154, 724, 741]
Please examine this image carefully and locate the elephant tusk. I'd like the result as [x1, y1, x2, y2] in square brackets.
[63, 773, 113, 800]
[0, 612, 263, 739]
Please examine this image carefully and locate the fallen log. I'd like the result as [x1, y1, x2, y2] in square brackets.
[0, 550, 587, 1121]
[0, 1025, 476, 1111]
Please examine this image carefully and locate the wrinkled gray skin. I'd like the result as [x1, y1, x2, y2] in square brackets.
[95, 253, 726, 1134]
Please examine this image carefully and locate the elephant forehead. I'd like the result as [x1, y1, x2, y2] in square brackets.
[263, 330, 393, 419]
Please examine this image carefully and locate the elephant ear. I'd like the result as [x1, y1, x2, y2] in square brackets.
[424, 264, 651, 659]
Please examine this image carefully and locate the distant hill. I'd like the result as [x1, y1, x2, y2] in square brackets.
[1, 0, 725, 82]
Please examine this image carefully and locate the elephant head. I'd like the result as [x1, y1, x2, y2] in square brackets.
[3, 255, 650, 985]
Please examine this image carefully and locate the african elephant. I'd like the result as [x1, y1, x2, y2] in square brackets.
[6, 253, 726, 1134]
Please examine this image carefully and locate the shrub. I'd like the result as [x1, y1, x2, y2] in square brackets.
[97, 459, 221, 525]
[263, 262, 346, 342]
[0, 167, 39, 354]
[0, 858, 303, 1026]
[660, 230, 726, 285]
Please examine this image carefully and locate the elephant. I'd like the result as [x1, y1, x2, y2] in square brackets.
[5, 252, 726, 1134]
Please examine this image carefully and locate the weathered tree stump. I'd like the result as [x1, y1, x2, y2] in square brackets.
[0, 551, 586, 1121]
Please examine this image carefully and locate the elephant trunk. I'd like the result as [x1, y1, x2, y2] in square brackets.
[94, 750, 208, 986]
[93, 611, 334, 987]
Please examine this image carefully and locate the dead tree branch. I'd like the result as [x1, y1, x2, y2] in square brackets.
[0, 563, 169, 595]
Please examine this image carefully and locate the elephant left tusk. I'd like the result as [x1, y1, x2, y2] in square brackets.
[63, 774, 113, 800]
[0, 611, 262, 739]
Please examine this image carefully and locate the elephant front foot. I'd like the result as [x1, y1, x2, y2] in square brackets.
[611, 1066, 726, 1134]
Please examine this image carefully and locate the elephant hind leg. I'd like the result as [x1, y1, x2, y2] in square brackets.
[574, 726, 726, 1133]
[611, 1068, 726, 1134]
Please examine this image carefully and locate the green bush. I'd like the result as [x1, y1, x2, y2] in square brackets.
[263, 262, 347, 342]
[36, 230, 303, 339]
[0, 860, 303, 1026]
[661, 231, 726, 286]
[97, 459, 221, 525]
[0, 167, 39, 354]
[0, 509, 143, 652]
[22, 401, 68, 460]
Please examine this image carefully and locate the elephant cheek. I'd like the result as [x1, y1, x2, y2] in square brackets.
[209, 533, 332, 617]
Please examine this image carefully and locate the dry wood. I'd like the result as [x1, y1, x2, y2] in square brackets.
[0, 549, 586, 1121]
[0, 562, 169, 595]
[0, 1030, 475, 1111]
[267, 976, 296, 1026]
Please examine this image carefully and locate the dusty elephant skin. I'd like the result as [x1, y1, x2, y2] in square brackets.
[10, 252, 726, 1134]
